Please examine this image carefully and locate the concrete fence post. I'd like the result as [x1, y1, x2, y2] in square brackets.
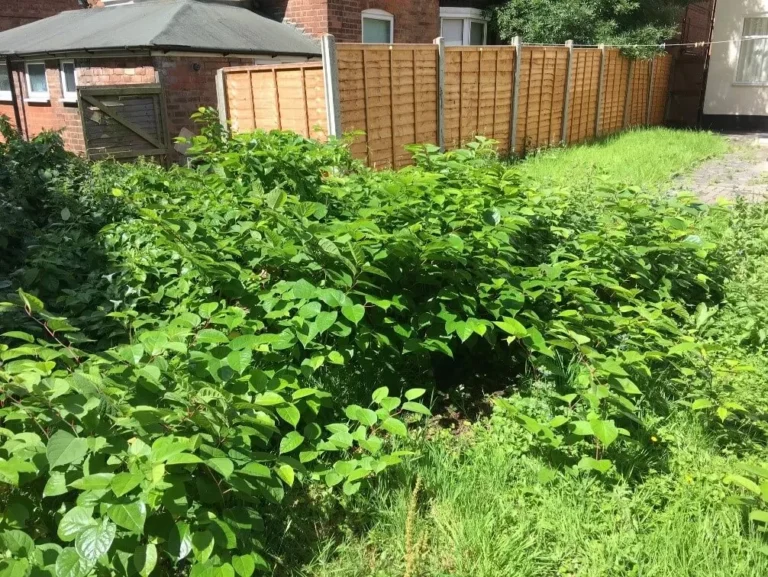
[646, 58, 655, 126]
[561, 39, 574, 144]
[510, 35, 522, 155]
[434, 36, 446, 152]
[321, 34, 342, 138]
[595, 44, 606, 137]
[215, 68, 228, 132]
[623, 59, 635, 129]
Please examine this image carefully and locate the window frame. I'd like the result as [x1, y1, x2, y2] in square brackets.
[24, 61, 49, 102]
[59, 60, 77, 102]
[440, 7, 488, 47]
[361, 8, 394, 44]
[0, 63, 11, 102]
[734, 14, 768, 86]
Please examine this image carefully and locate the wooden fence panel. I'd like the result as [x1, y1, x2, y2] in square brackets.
[629, 60, 651, 127]
[515, 47, 568, 153]
[221, 42, 673, 167]
[649, 55, 672, 126]
[567, 49, 601, 144]
[337, 44, 437, 169]
[445, 46, 516, 155]
[598, 49, 630, 136]
[221, 63, 326, 140]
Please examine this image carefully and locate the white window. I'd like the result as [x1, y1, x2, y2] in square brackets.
[362, 9, 393, 44]
[60, 61, 77, 102]
[0, 63, 11, 101]
[25, 62, 49, 101]
[440, 8, 488, 47]
[736, 16, 768, 84]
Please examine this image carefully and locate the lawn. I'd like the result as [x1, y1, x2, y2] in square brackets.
[2, 120, 767, 577]
[515, 127, 728, 191]
[298, 130, 768, 577]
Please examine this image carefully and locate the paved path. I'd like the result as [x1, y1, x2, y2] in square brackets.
[672, 134, 768, 203]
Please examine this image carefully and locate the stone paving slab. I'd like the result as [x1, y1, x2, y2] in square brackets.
[670, 134, 768, 203]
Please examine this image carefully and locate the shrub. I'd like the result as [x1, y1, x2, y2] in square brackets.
[0, 112, 728, 574]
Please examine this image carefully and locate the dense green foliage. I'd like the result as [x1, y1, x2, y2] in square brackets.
[491, 0, 689, 57]
[0, 114, 765, 576]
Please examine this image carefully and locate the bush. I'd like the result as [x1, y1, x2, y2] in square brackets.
[0, 112, 728, 575]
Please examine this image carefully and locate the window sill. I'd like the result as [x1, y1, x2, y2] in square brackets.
[0, 95, 12, 103]
[732, 82, 768, 87]
[59, 97, 78, 104]
[25, 96, 50, 104]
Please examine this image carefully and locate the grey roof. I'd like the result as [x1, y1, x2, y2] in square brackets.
[0, 0, 320, 57]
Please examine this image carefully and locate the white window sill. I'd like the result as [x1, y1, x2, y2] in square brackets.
[59, 97, 78, 104]
[0, 95, 12, 103]
[25, 96, 50, 103]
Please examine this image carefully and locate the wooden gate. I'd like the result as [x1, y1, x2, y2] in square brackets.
[78, 84, 170, 161]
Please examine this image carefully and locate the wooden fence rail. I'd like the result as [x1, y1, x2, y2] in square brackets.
[218, 36, 671, 169]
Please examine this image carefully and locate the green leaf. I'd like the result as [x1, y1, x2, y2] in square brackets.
[404, 388, 426, 401]
[599, 360, 629, 377]
[46, 430, 88, 470]
[207, 458, 234, 479]
[277, 405, 301, 428]
[265, 188, 287, 210]
[106, 501, 147, 534]
[238, 462, 271, 478]
[43, 471, 68, 497]
[1, 332, 34, 343]
[381, 418, 407, 437]
[196, 329, 229, 344]
[570, 421, 594, 436]
[725, 474, 761, 495]
[494, 318, 527, 338]
[69, 473, 114, 491]
[314, 311, 338, 334]
[168, 522, 193, 561]
[133, 543, 158, 577]
[110, 473, 143, 498]
[292, 279, 316, 300]
[749, 510, 768, 524]
[589, 418, 619, 448]
[57, 507, 96, 542]
[276, 464, 295, 487]
[191, 531, 214, 563]
[341, 304, 365, 325]
[226, 349, 251, 374]
[402, 402, 431, 416]
[578, 457, 613, 474]
[1, 530, 35, 557]
[372, 387, 389, 404]
[279, 432, 304, 454]
[232, 554, 256, 577]
[327, 350, 345, 365]
[691, 399, 714, 411]
[55, 548, 91, 577]
[75, 519, 116, 563]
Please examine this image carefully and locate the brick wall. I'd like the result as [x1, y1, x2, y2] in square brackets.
[260, 0, 331, 36]
[329, 0, 439, 43]
[260, 0, 439, 42]
[0, 0, 83, 33]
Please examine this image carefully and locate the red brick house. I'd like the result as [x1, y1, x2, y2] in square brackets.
[0, 0, 496, 158]
[258, 0, 496, 45]
[0, 0, 320, 156]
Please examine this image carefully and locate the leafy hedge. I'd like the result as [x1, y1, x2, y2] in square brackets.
[0, 111, 727, 576]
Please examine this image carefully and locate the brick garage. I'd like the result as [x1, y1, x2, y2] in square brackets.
[0, 0, 320, 159]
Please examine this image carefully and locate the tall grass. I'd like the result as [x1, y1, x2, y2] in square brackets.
[305, 416, 768, 577]
[516, 127, 728, 190]
[295, 128, 759, 577]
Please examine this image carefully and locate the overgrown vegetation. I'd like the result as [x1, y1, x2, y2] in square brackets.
[0, 112, 765, 577]
[491, 0, 690, 57]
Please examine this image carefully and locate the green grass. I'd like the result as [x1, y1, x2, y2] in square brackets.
[515, 127, 728, 190]
[288, 128, 768, 577]
[304, 415, 768, 577]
